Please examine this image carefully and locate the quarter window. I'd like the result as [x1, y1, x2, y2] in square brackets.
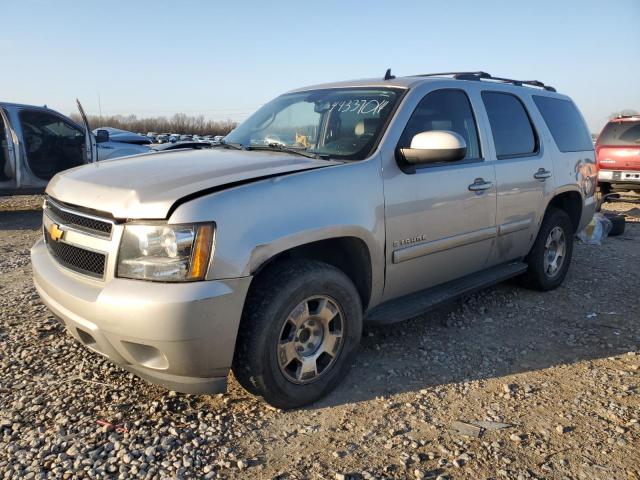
[482, 92, 537, 158]
[533, 96, 593, 152]
[398, 89, 481, 160]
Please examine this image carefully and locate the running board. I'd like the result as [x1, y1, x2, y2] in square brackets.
[365, 262, 528, 324]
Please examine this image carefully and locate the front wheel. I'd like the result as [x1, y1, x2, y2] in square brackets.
[232, 259, 362, 409]
[520, 208, 574, 291]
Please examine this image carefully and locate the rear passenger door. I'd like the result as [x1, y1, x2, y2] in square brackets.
[382, 88, 497, 301]
[481, 91, 554, 264]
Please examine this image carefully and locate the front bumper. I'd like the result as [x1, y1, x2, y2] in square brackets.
[31, 238, 252, 394]
[598, 169, 640, 185]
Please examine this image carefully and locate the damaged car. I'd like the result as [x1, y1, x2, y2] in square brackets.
[31, 71, 596, 408]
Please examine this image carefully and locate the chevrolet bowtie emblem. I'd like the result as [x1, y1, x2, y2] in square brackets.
[48, 223, 64, 241]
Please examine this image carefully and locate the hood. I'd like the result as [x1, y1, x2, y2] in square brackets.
[47, 149, 337, 219]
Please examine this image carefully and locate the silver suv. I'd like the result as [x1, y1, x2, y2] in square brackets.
[31, 71, 597, 408]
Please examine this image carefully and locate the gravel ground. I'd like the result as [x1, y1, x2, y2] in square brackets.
[0, 194, 638, 480]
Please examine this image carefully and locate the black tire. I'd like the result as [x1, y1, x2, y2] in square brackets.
[232, 259, 362, 409]
[599, 182, 612, 197]
[603, 213, 626, 237]
[520, 208, 574, 291]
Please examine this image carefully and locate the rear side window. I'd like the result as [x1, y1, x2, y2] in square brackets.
[482, 92, 537, 158]
[533, 96, 593, 152]
[598, 120, 640, 146]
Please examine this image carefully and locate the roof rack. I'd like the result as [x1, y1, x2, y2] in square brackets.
[411, 71, 557, 92]
[614, 112, 640, 119]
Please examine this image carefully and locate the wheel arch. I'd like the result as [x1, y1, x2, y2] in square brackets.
[546, 189, 583, 233]
[250, 235, 374, 311]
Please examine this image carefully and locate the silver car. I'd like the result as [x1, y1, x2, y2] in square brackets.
[1, 101, 150, 195]
[31, 71, 597, 408]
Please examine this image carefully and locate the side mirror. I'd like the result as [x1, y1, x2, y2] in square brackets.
[96, 129, 110, 143]
[399, 130, 467, 165]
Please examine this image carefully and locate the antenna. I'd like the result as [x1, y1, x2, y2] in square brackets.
[384, 68, 395, 81]
[98, 92, 102, 124]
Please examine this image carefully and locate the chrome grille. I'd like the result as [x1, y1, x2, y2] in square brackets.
[45, 198, 113, 238]
[44, 232, 106, 279]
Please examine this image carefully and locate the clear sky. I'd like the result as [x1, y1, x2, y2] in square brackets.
[2, 0, 638, 133]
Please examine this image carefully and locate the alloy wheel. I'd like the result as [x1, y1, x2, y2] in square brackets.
[277, 295, 344, 384]
[543, 226, 566, 278]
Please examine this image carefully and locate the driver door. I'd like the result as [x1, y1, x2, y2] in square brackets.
[0, 107, 19, 190]
[76, 99, 98, 163]
[382, 88, 497, 301]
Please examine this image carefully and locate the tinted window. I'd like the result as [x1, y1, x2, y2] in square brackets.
[399, 89, 481, 160]
[482, 92, 536, 158]
[19, 110, 85, 180]
[533, 96, 592, 152]
[598, 120, 640, 146]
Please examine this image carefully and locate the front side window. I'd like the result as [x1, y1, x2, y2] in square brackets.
[598, 120, 640, 146]
[19, 109, 85, 180]
[482, 92, 537, 158]
[224, 88, 401, 160]
[398, 89, 481, 160]
[533, 96, 593, 152]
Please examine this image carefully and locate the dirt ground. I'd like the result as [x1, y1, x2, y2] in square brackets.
[0, 194, 638, 480]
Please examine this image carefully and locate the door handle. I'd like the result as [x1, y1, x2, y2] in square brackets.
[533, 168, 552, 181]
[468, 178, 493, 192]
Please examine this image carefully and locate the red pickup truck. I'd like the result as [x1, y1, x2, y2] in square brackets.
[596, 114, 640, 194]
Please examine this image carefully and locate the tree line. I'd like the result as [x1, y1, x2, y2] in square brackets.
[68, 112, 238, 136]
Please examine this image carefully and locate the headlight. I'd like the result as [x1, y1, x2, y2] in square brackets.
[117, 223, 214, 281]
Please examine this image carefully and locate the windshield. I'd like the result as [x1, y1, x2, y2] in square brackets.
[224, 88, 402, 159]
[598, 120, 640, 146]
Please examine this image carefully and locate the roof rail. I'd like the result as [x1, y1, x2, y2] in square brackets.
[614, 112, 640, 119]
[411, 71, 556, 92]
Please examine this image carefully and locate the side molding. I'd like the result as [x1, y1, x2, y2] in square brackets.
[393, 226, 496, 264]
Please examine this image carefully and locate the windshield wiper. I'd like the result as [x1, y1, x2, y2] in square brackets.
[247, 143, 329, 160]
[216, 140, 245, 150]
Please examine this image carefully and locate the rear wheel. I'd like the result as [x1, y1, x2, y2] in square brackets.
[521, 208, 574, 291]
[232, 259, 362, 409]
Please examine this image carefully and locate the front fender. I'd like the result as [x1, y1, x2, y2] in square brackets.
[169, 157, 386, 304]
[249, 224, 379, 274]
